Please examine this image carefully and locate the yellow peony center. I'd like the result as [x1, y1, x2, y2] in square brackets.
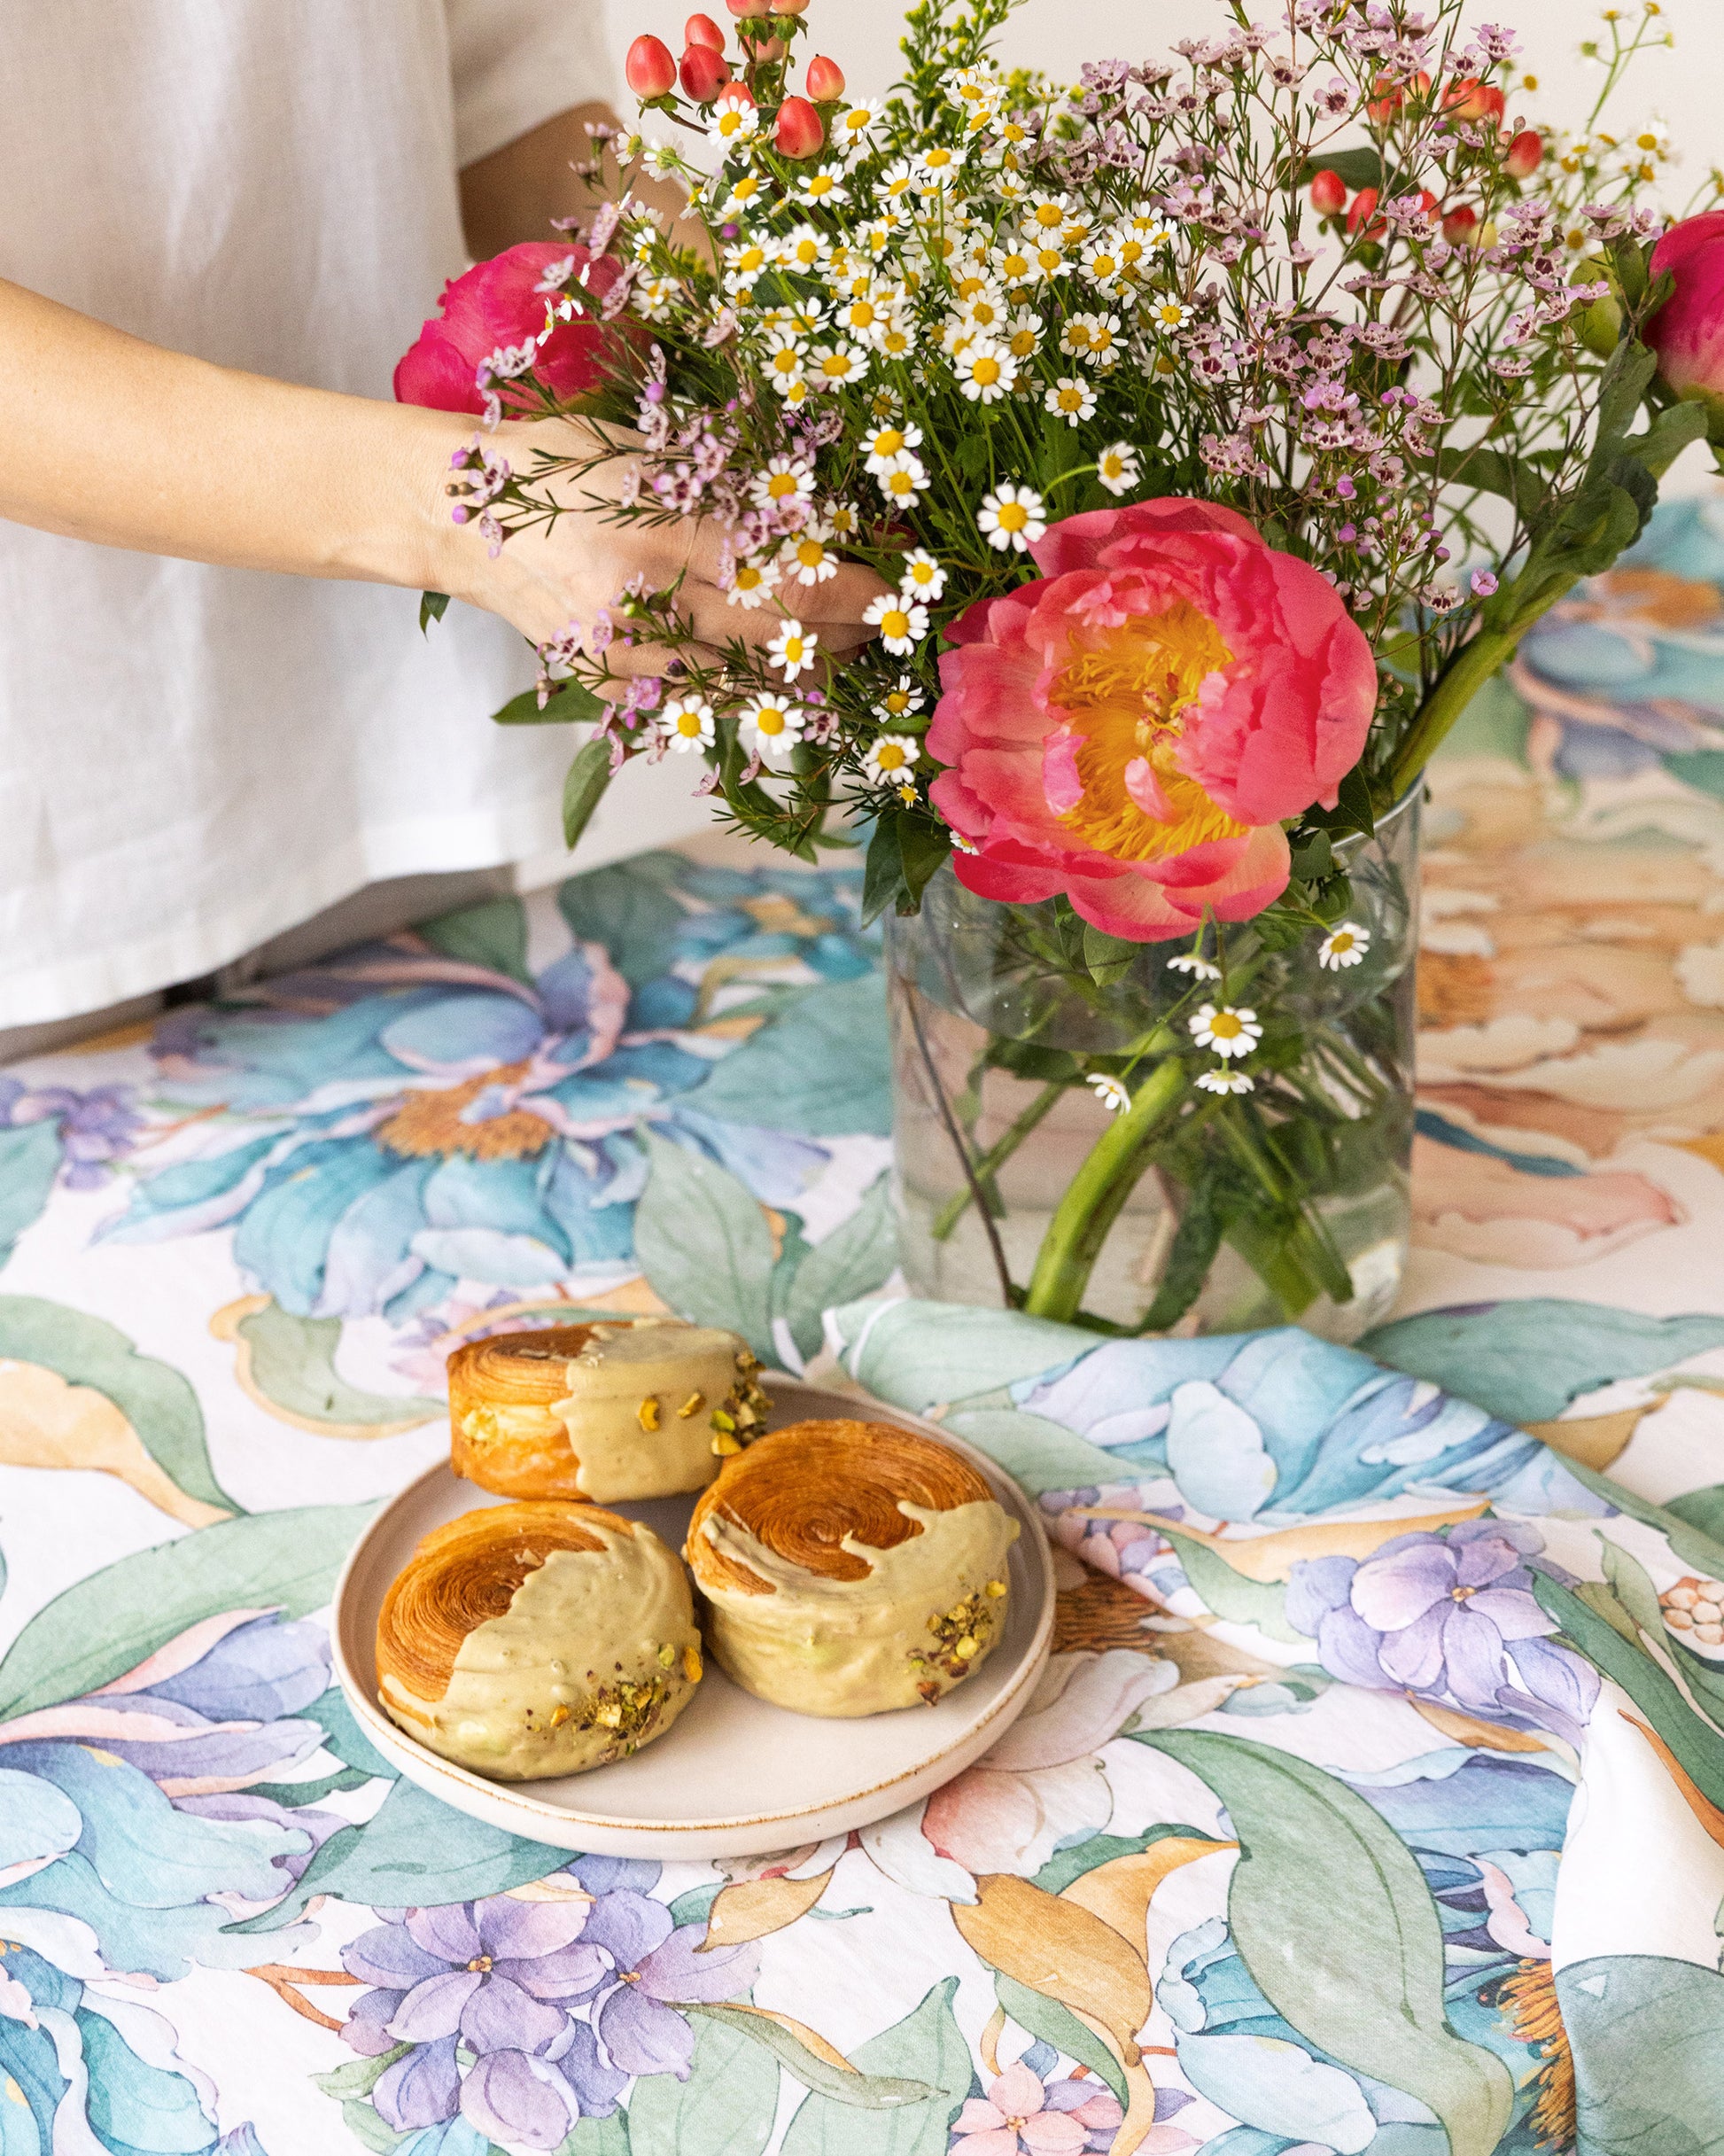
[1050, 601, 1241, 863]
[378, 1062, 555, 1162]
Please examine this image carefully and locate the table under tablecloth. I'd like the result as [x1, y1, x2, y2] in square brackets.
[6, 499, 1724, 2155]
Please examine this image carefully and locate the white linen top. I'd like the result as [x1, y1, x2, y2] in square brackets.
[0, 0, 618, 1025]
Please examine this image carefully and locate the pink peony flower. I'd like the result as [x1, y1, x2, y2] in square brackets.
[926, 499, 1377, 940]
[394, 242, 623, 416]
[1647, 213, 1724, 443]
[952, 2062, 1120, 2154]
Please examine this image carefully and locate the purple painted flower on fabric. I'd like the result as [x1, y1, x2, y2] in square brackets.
[582, 1889, 762, 2081]
[1285, 1520, 1600, 1744]
[0, 1076, 142, 1190]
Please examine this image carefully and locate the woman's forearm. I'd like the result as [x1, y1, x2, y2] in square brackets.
[0, 276, 468, 591]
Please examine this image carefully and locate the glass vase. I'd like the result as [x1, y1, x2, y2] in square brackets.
[886, 793, 1418, 1342]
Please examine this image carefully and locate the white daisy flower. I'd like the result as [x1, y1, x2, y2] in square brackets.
[776, 223, 830, 275]
[1081, 236, 1126, 289]
[726, 555, 781, 608]
[1044, 375, 1096, 426]
[862, 216, 902, 256]
[951, 831, 980, 855]
[834, 102, 882, 156]
[898, 549, 947, 602]
[779, 376, 812, 408]
[766, 619, 819, 681]
[1189, 1004, 1262, 1059]
[875, 315, 916, 362]
[763, 335, 809, 393]
[919, 142, 966, 187]
[1028, 240, 1068, 283]
[1318, 922, 1371, 969]
[1004, 308, 1045, 362]
[994, 242, 1036, 289]
[863, 419, 923, 473]
[878, 159, 920, 206]
[1025, 192, 1072, 235]
[875, 451, 929, 508]
[1064, 310, 1122, 366]
[1097, 442, 1142, 496]
[739, 692, 806, 768]
[722, 239, 771, 296]
[874, 674, 927, 722]
[826, 501, 860, 541]
[635, 276, 681, 322]
[1168, 953, 1222, 980]
[725, 171, 766, 214]
[1124, 213, 1177, 247]
[1149, 298, 1195, 333]
[954, 340, 1018, 403]
[977, 482, 1047, 554]
[810, 341, 869, 388]
[658, 698, 715, 751]
[712, 99, 761, 152]
[955, 286, 1011, 335]
[1196, 1068, 1256, 1095]
[834, 291, 890, 342]
[780, 525, 841, 587]
[1086, 1073, 1130, 1116]
[749, 455, 816, 512]
[863, 595, 930, 656]
[863, 733, 920, 784]
[797, 169, 849, 207]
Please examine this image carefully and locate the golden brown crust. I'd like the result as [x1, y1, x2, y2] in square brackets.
[447, 1327, 600, 1499]
[686, 1419, 993, 1591]
[376, 1500, 625, 1704]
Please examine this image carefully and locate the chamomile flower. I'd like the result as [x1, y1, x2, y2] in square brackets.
[1004, 308, 1044, 362]
[954, 340, 1018, 403]
[834, 290, 891, 342]
[876, 315, 916, 362]
[726, 554, 781, 609]
[874, 452, 929, 509]
[993, 240, 1036, 289]
[863, 595, 930, 655]
[1148, 298, 1195, 333]
[765, 619, 819, 681]
[810, 341, 870, 389]
[878, 159, 920, 209]
[955, 287, 1012, 337]
[658, 698, 715, 751]
[764, 337, 809, 395]
[863, 733, 920, 784]
[635, 276, 681, 322]
[1026, 191, 1072, 234]
[862, 216, 902, 257]
[780, 525, 841, 587]
[826, 501, 860, 541]
[919, 142, 966, 187]
[758, 300, 826, 338]
[1028, 240, 1068, 282]
[722, 238, 771, 295]
[776, 223, 830, 275]
[739, 692, 806, 767]
[834, 102, 882, 156]
[864, 420, 923, 473]
[1196, 1068, 1255, 1095]
[1063, 311, 1122, 366]
[1318, 922, 1371, 969]
[797, 168, 850, 207]
[898, 550, 947, 602]
[951, 831, 980, 855]
[1124, 212, 1177, 248]
[1045, 375, 1096, 426]
[978, 482, 1046, 553]
[1097, 441, 1142, 496]
[1086, 1073, 1130, 1116]
[725, 171, 767, 215]
[1167, 953, 1222, 981]
[875, 674, 927, 723]
[1189, 1004, 1262, 1058]
[712, 97, 761, 152]
[1081, 235, 1126, 288]
[780, 376, 811, 408]
[749, 455, 816, 512]
[992, 165, 1030, 204]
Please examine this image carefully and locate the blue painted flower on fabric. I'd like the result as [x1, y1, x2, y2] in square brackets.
[96, 864, 872, 1320]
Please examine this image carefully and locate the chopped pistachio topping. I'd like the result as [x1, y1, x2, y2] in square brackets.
[638, 1395, 661, 1432]
[683, 1644, 703, 1684]
[676, 1390, 705, 1419]
[711, 1430, 743, 1456]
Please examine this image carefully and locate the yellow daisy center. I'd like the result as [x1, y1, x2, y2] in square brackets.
[996, 502, 1029, 533]
[882, 609, 911, 638]
[756, 707, 787, 736]
[1208, 1011, 1244, 1039]
[797, 540, 827, 568]
[876, 743, 908, 770]
[766, 472, 798, 499]
[970, 355, 1002, 385]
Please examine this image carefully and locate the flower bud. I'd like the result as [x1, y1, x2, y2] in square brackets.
[774, 93, 824, 157]
[1504, 128, 1542, 179]
[625, 33, 678, 100]
[805, 53, 845, 103]
[1646, 213, 1724, 444]
[1580, 293, 1624, 358]
[1309, 167, 1346, 215]
[1346, 186, 1381, 237]
[685, 12, 726, 49]
[1441, 203, 1479, 245]
[679, 41, 731, 102]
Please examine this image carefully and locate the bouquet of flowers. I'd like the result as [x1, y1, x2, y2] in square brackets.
[405, 0, 1722, 1336]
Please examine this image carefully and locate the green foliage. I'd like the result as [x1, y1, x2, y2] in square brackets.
[493, 677, 605, 725]
[780, 1980, 972, 2156]
[419, 896, 532, 983]
[689, 2004, 944, 2109]
[418, 590, 450, 632]
[627, 2014, 777, 2156]
[227, 1298, 443, 1430]
[562, 738, 615, 849]
[0, 1123, 63, 1265]
[993, 1974, 1129, 2105]
[1557, 1955, 1724, 2153]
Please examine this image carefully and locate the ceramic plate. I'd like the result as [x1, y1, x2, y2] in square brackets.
[330, 1375, 1055, 1857]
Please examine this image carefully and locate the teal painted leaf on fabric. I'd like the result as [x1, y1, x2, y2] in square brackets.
[556, 2115, 632, 2156]
[418, 897, 532, 985]
[0, 1849, 312, 1981]
[1664, 1482, 1724, 1548]
[1151, 1529, 1303, 1645]
[0, 1502, 374, 1720]
[306, 1685, 394, 1779]
[1555, 1457, 1724, 1582]
[1030, 1824, 1219, 1897]
[313, 2044, 411, 2100]
[1174, 2028, 1376, 2151]
[1166, 1382, 1277, 1521]
[0, 1293, 239, 1517]
[993, 1974, 1128, 2106]
[226, 1298, 442, 1429]
[1597, 1534, 1669, 1645]
[780, 1978, 971, 2156]
[1672, 1640, 1724, 1735]
[683, 975, 892, 1136]
[632, 1130, 775, 1361]
[1557, 1953, 1724, 2153]
[688, 2004, 942, 2109]
[778, 1174, 897, 1363]
[1362, 1299, 1724, 1428]
[76, 2000, 219, 2156]
[831, 1298, 1099, 1414]
[0, 1122, 62, 1265]
[1149, 1731, 1513, 2156]
[942, 1408, 1127, 1499]
[626, 2011, 777, 2156]
[557, 859, 686, 990]
[0, 1770, 81, 1869]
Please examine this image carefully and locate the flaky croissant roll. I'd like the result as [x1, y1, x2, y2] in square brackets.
[376, 1501, 702, 1780]
[447, 1319, 771, 1504]
[685, 1420, 1020, 1716]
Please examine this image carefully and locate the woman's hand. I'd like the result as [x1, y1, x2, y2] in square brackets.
[431, 415, 892, 680]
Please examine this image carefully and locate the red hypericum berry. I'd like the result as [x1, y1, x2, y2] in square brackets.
[625, 34, 678, 100]
[769, 0, 810, 14]
[685, 13, 726, 51]
[1309, 167, 1346, 214]
[1347, 186, 1381, 237]
[726, 0, 770, 13]
[805, 53, 845, 103]
[1445, 77, 1506, 123]
[679, 42, 730, 101]
[1441, 203, 1479, 244]
[1504, 128, 1543, 178]
[774, 94, 824, 158]
[1365, 70, 1427, 123]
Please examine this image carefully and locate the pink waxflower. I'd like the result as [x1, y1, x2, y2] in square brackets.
[394, 243, 624, 416]
[951, 2062, 1121, 2154]
[1647, 212, 1724, 443]
[926, 499, 1377, 940]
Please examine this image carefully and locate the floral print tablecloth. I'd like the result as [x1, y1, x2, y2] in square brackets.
[8, 497, 1724, 2155]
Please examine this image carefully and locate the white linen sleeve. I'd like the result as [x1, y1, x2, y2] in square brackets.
[445, 0, 620, 167]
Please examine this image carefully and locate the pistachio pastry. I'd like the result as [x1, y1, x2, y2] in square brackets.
[447, 1319, 772, 1503]
[375, 1500, 702, 1780]
[685, 1419, 1020, 1716]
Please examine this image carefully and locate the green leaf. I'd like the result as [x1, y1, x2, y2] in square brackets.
[1557, 1954, 1724, 2152]
[1295, 147, 1386, 192]
[341, 2098, 406, 2153]
[861, 818, 907, 929]
[0, 1294, 239, 1515]
[0, 1121, 63, 1265]
[1592, 338, 1660, 452]
[419, 897, 532, 984]
[0, 1502, 375, 1720]
[493, 678, 605, 725]
[993, 1974, 1129, 2105]
[557, 2117, 632, 2156]
[313, 2045, 412, 2100]
[1332, 765, 1375, 839]
[557, 858, 687, 989]
[1598, 1533, 1669, 1644]
[688, 2004, 942, 2109]
[229, 1299, 443, 1430]
[563, 738, 615, 851]
[1540, 1456, 1724, 1583]
[1673, 1640, 1724, 1737]
[897, 820, 951, 912]
[943, 1405, 1134, 1501]
[1666, 1483, 1724, 1547]
[1082, 925, 1139, 988]
[418, 590, 450, 633]
[1030, 1823, 1215, 1896]
[779, 1175, 897, 1363]
[1138, 1175, 1223, 1333]
[1628, 395, 1710, 479]
[307, 1684, 395, 1779]
[780, 1979, 971, 2156]
[1436, 444, 1549, 526]
[631, 1128, 775, 1360]
[1149, 1731, 1513, 2156]
[684, 975, 891, 1137]
[627, 2012, 778, 2156]
[1146, 1527, 1304, 1644]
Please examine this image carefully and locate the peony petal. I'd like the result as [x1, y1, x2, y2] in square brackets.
[405, 1903, 482, 1965]
[1021, 2113, 1087, 2152]
[386, 1969, 482, 2044]
[461, 2048, 577, 2152]
[596, 1981, 695, 2080]
[990, 2061, 1051, 2118]
[951, 2131, 1027, 2156]
[475, 1895, 589, 1963]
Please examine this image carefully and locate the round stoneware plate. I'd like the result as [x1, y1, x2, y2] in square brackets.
[330, 1375, 1055, 1857]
